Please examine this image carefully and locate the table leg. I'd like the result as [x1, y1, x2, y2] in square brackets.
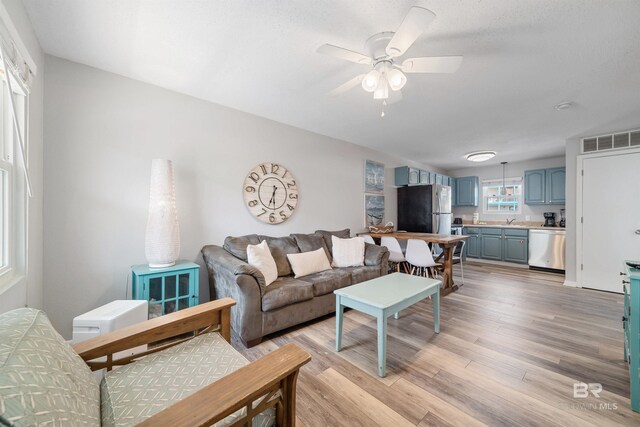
[335, 296, 344, 351]
[434, 289, 440, 334]
[377, 314, 388, 377]
[442, 245, 454, 288]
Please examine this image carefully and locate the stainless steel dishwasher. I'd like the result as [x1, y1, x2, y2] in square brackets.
[528, 229, 566, 271]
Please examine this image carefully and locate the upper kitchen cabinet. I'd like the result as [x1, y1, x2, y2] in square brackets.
[524, 167, 565, 205]
[455, 176, 479, 206]
[395, 166, 420, 186]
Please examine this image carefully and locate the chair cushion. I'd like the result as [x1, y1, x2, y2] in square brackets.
[261, 276, 314, 311]
[300, 268, 352, 296]
[258, 235, 300, 277]
[342, 266, 382, 284]
[314, 228, 350, 258]
[291, 233, 332, 261]
[100, 332, 274, 427]
[0, 308, 100, 426]
[223, 234, 261, 261]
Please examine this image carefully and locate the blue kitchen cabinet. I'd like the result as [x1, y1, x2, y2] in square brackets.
[395, 166, 421, 186]
[435, 174, 444, 185]
[463, 227, 480, 258]
[546, 167, 566, 204]
[419, 169, 431, 184]
[451, 177, 457, 206]
[524, 169, 546, 204]
[132, 261, 200, 318]
[503, 229, 529, 264]
[524, 167, 566, 205]
[455, 176, 479, 206]
[481, 232, 503, 260]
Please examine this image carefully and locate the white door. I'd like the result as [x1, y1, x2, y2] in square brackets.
[582, 151, 640, 293]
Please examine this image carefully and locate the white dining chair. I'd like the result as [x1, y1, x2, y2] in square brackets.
[452, 240, 466, 285]
[405, 239, 442, 279]
[380, 236, 408, 273]
[362, 235, 376, 245]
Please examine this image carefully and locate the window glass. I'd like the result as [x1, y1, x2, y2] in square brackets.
[482, 179, 522, 214]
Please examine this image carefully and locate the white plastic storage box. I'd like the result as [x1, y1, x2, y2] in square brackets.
[72, 300, 148, 366]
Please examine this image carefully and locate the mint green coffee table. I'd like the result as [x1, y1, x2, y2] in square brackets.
[334, 272, 440, 377]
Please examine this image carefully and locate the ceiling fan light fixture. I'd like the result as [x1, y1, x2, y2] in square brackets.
[466, 151, 496, 162]
[387, 68, 407, 91]
[373, 75, 389, 99]
[362, 69, 380, 92]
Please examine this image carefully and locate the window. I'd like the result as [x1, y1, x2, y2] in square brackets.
[0, 63, 28, 285]
[482, 177, 522, 214]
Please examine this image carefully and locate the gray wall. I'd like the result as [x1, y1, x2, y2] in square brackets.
[0, 0, 44, 313]
[44, 55, 442, 338]
[446, 156, 566, 223]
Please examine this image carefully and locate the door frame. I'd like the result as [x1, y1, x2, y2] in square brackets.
[576, 147, 640, 289]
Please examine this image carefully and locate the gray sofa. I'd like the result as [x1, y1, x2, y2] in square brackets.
[201, 229, 389, 347]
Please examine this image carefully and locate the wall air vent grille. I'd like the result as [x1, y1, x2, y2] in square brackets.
[582, 129, 640, 153]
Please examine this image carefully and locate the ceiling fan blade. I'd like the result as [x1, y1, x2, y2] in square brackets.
[401, 56, 463, 73]
[328, 74, 365, 97]
[386, 7, 436, 57]
[386, 89, 403, 105]
[317, 44, 372, 64]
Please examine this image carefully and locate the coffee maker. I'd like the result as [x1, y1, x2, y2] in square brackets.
[543, 212, 556, 227]
[559, 209, 566, 228]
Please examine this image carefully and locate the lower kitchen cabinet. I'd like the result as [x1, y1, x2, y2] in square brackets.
[463, 227, 529, 264]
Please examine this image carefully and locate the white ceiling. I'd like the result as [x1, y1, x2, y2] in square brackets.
[23, 0, 640, 169]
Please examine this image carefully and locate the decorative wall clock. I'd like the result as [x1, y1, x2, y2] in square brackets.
[243, 163, 298, 224]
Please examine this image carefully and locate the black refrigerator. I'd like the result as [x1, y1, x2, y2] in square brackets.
[397, 184, 452, 234]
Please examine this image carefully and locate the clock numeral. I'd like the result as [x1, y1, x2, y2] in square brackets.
[279, 211, 287, 219]
[287, 204, 295, 211]
[289, 193, 298, 199]
[287, 180, 296, 189]
[269, 213, 276, 223]
[245, 186, 255, 193]
[260, 164, 268, 175]
[248, 200, 258, 207]
[271, 163, 280, 175]
[249, 172, 260, 184]
[257, 208, 267, 217]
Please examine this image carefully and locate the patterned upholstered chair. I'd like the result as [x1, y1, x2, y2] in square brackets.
[0, 299, 310, 426]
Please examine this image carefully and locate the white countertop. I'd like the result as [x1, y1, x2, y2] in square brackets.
[460, 224, 566, 232]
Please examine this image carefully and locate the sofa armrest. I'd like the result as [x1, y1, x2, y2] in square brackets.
[138, 343, 311, 427]
[364, 243, 389, 266]
[202, 245, 266, 289]
[73, 298, 235, 370]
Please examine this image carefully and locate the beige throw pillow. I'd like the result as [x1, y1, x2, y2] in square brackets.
[246, 240, 278, 286]
[287, 248, 332, 278]
[331, 236, 365, 267]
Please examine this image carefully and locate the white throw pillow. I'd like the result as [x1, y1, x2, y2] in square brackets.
[331, 236, 365, 268]
[287, 248, 332, 278]
[246, 240, 278, 286]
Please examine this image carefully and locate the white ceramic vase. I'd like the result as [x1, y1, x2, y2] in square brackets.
[145, 159, 180, 268]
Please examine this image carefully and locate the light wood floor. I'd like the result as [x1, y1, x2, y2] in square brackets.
[234, 262, 640, 426]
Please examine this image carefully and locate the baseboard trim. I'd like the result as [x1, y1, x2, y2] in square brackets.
[563, 280, 578, 288]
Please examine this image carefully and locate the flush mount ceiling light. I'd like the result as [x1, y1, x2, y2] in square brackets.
[318, 5, 463, 104]
[554, 101, 574, 111]
[466, 151, 496, 162]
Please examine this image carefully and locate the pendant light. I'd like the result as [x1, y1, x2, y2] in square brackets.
[500, 161, 507, 196]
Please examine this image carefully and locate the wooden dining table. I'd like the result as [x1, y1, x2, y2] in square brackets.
[361, 232, 469, 296]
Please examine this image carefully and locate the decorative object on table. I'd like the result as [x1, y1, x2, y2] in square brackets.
[145, 159, 180, 267]
[243, 162, 298, 224]
[369, 221, 394, 234]
[365, 194, 385, 227]
[131, 261, 199, 318]
[364, 160, 385, 194]
[317, 5, 463, 106]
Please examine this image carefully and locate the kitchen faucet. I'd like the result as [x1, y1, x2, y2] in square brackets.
[506, 218, 516, 225]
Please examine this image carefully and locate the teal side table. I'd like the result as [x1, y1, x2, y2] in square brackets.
[624, 261, 640, 412]
[131, 261, 199, 318]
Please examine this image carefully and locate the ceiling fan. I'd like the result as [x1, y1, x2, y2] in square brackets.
[317, 6, 463, 103]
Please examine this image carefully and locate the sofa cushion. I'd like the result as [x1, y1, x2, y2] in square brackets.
[342, 265, 382, 284]
[223, 234, 261, 261]
[247, 240, 278, 286]
[291, 233, 332, 261]
[300, 268, 352, 296]
[101, 332, 274, 427]
[258, 235, 300, 277]
[315, 228, 350, 257]
[261, 276, 314, 311]
[287, 248, 332, 279]
[0, 308, 101, 426]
